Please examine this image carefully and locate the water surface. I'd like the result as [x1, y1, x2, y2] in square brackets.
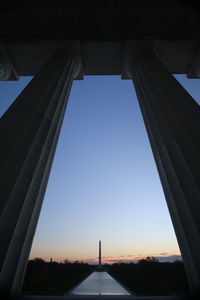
[69, 271, 131, 295]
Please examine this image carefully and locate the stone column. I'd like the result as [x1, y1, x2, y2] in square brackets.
[127, 50, 200, 294]
[0, 52, 81, 298]
[0, 45, 18, 81]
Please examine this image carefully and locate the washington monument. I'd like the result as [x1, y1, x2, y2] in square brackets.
[99, 240, 101, 267]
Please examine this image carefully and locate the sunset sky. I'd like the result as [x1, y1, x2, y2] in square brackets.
[1, 74, 199, 264]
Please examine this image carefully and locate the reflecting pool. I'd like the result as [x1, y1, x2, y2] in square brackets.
[69, 271, 131, 295]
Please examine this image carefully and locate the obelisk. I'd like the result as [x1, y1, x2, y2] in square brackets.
[99, 240, 101, 267]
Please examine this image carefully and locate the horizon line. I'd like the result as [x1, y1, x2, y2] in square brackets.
[29, 254, 182, 264]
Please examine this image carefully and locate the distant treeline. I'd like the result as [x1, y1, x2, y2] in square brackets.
[22, 258, 91, 295]
[108, 256, 190, 296]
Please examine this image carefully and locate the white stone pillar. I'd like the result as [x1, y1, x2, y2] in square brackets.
[126, 50, 200, 294]
[0, 51, 81, 298]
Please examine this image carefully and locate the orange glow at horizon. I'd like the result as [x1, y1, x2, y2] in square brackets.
[29, 250, 181, 264]
[29, 236, 181, 264]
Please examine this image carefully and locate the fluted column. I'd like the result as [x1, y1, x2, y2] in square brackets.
[0, 45, 18, 80]
[127, 50, 200, 294]
[0, 52, 81, 298]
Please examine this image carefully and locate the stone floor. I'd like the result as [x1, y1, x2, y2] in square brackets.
[21, 295, 195, 300]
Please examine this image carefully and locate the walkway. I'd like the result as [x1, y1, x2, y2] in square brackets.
[69, 272, 131, 295]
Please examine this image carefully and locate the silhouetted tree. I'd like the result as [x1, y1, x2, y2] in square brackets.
[138, 256, 159, 264]
[32, 257, 45, 263]
[109, 260, 189, 295]
[23, 259, 91, 294]
[64, 259, 69, 264]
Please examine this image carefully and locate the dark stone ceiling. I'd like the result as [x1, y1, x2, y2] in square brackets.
[0, 1, 200, 78]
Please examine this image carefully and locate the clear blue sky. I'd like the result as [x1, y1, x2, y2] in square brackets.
[0, 74, 199, 264]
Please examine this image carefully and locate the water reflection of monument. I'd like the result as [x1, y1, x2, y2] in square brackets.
[99, 240, 101, 268]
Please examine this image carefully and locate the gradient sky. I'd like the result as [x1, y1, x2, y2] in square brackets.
[0, 74, 199, 264]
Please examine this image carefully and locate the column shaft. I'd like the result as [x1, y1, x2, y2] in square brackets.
[0, 52, 80, 297]
[128, 50, 200, 293]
